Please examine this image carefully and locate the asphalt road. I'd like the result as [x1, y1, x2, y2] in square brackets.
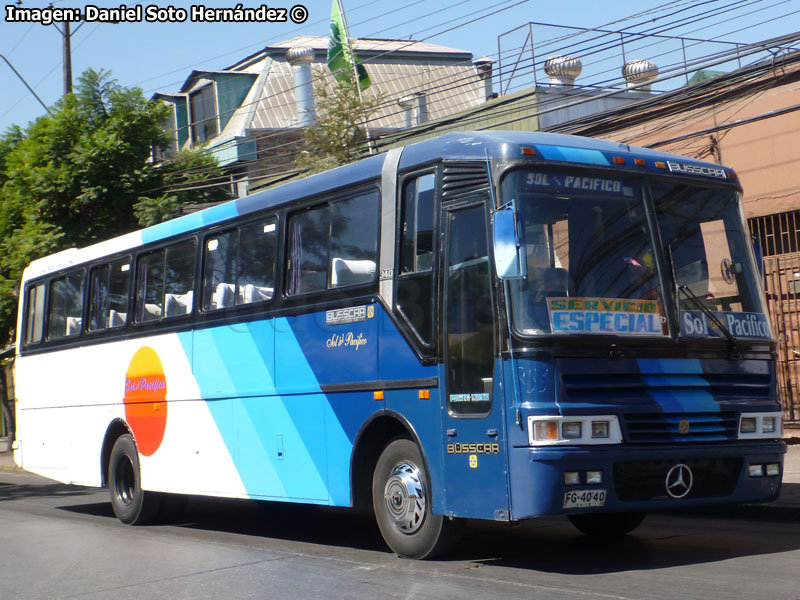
[2, 469, 800, 600]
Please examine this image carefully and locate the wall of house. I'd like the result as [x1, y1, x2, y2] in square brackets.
[595, 76, 800, 222]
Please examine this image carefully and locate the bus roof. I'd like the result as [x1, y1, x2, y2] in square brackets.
[22, 131, 736, 281]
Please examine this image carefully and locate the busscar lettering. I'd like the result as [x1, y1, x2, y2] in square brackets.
[446, 442, 500, 455]
[667, 161, 726, 179]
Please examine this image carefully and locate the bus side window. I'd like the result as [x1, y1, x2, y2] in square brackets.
[164, 241, 196, 317]
[136, 239, 196, 322]
[287, 191, 378, 296]
[287, 205, 330, 296]
[237, 219, 277, 304]
[88, 259, 130, 331]
[136, 250, 165, 322]
[202, 219, 277, 311]
[48, 271, 85, 340]
[202, 231, 237, 311]
[397, 173, 436, 347]
[330, 192, 378, 288]
[24, 283, 46, 345]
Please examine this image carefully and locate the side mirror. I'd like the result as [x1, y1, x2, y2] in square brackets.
[493, 207, 526, 279]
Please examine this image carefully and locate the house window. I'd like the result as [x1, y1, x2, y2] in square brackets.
[190, 85, 218, 144]
[154, 103, 178, 161]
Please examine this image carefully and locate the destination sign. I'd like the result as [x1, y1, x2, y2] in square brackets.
[521, 172, 634, 197]
[680, 310, 771, 339]
[548, 297, 667, 336]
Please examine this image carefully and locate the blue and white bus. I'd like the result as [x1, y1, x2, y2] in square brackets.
[13, 131, 785, 558]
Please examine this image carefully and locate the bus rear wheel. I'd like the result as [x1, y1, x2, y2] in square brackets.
[568, 511, 645, 537]
[108, 434, 162, 525]
[372, 437, 463, 559]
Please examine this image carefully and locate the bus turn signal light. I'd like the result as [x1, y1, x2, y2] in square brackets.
[534, 421, 559, 441]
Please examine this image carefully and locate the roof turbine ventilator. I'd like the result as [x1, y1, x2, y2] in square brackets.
[622, 59, 659, 93]
[544, 55, 583, 86]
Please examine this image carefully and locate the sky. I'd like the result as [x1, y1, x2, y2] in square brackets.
[0, 0, 797, 133]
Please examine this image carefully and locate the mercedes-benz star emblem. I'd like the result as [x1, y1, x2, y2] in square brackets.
[666, 463, 693, 499]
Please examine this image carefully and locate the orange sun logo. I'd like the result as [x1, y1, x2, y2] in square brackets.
[123, 346, 168, 456]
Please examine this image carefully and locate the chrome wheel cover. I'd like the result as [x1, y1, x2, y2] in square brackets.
[383, 461, 426, 534]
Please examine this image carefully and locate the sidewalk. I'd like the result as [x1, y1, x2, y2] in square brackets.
[1, 440, 799, 515]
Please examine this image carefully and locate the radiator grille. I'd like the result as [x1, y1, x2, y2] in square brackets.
[614, 458, 742, 501]
[623, 412, 739, 443]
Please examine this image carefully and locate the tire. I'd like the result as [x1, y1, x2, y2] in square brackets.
[108, 434, 162, 525]
[568, 511, 645, 537]
[372, 437, 463, 559]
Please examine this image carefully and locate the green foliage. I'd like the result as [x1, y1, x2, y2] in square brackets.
[0, 68, 228, 346]
[134, 147, 228, 227]
[294, 68, 383, 175]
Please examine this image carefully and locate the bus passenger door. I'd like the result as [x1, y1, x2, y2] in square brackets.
[440, 200, 510, 520]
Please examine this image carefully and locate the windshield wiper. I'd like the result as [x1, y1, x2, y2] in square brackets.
[677, 284, 740, 354]
[666, 243, 740, 354]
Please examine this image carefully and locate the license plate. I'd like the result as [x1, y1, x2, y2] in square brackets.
[563, 489, 607, 509]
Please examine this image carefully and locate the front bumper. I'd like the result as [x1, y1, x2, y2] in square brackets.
[508, 440, 786, 520]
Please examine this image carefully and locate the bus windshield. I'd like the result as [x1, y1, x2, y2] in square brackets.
[502, 169, 770, 340]
[652, 181, 771, 340]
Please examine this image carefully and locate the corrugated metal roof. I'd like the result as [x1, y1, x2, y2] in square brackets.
[162, 35, 487, 156]
[239, 56, 483, 130]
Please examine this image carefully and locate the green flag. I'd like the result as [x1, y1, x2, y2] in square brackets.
[327, 0, 371, 90]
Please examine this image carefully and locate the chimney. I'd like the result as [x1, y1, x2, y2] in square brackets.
[286, 46, 315, 127]
[622, 59, 658, 93]
[398, 95, 415, 128]
[544, 55, 582, 86]
[474, 57, 494, 101]
[414, 92, 428, 125]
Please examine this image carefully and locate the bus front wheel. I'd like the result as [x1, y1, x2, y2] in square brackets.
[568, 511, 645, 537]
[372, 437, 463, 559]
[108, 434, 162, 525]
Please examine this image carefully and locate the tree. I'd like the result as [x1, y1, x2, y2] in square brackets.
[294, 68, 384, 175]
[0, 69, 231, 440]
[134, 148, 227, 227]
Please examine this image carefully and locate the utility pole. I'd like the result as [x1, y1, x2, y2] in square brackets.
[51, 12, 86, 97]
[62, 20, 72, 95]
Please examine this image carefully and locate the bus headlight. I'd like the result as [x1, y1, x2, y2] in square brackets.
[738, 412, 783, 439]
[740, 417, 756, 434]
[591, 421, 610, 438]
[562, 422, 582, 439]
[528, 416, 622, 445]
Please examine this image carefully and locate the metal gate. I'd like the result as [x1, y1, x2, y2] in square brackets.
[763, 254, 800, 423]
